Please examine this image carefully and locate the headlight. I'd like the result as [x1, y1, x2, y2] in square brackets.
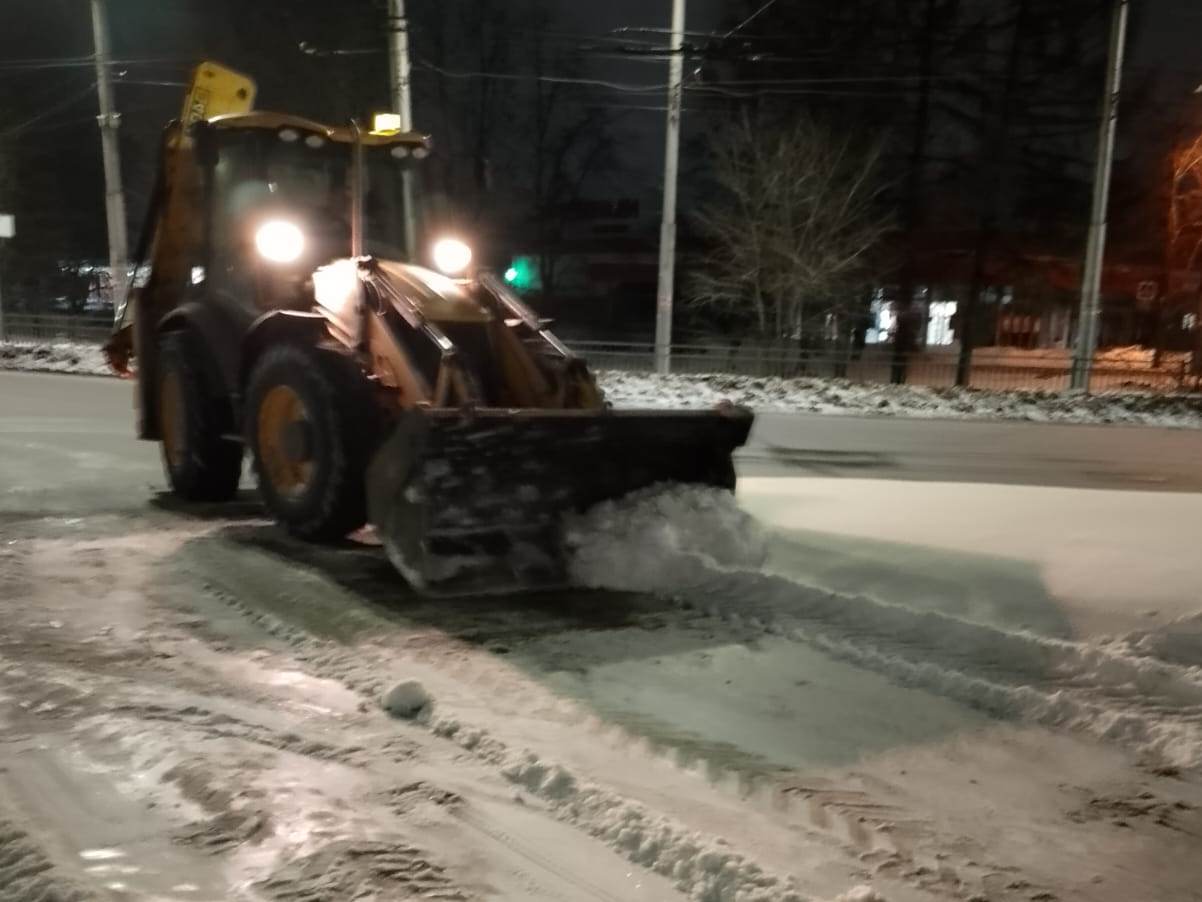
[431, 238, 472, 275]
[255, 220, 305, 264]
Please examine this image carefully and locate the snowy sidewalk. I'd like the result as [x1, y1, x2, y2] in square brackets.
[0, 340, 110, 376]
[600, 369, 1202, 428]
[5, 338, 1202, 428]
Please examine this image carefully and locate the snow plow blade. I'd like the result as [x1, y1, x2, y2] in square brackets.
[366, 406, 754, 593]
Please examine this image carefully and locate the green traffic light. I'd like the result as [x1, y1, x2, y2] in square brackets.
[503, 258, 535, 291]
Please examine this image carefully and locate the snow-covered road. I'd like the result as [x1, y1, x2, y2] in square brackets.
[2, 371, 1202, 902]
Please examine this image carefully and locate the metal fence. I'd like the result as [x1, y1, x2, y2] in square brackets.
[2, 314, 1196, 393]
[1, 313, 112, 344]
[571, 340, 1198, 393]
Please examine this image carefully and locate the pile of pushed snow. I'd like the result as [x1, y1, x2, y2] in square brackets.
[597, 369, 1202, 428]
[0, 340, 110, 376]
[565, 484, 768, 592]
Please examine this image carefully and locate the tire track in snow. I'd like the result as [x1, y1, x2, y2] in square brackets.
[179, 537, 828, 902]
[566, 486, 1202, 770]
[0, 819, 90, 902]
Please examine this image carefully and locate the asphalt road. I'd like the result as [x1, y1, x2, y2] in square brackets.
[2, 369, 1201, 495]
[747, 410, 1202, 491]
[5, 370, 1202, 902]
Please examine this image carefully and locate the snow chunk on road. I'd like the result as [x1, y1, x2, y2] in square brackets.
[381, 679, 432, 720]
[565, 484, 768, 592]
[835, 886, 887, 902]
[598, 369, 1202, 428]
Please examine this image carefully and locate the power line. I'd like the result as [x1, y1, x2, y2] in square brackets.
[0, 56, 189, 75]
[412, 59, 670, 94]
[0, 81, 98, 139]
[411, 57, 969, 95]
[114, 79, 188, 88]
[722, 0, 782, 39]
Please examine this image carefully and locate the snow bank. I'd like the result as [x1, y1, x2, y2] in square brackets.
[598, 370, 1202, 428]
[4, 339, 1200, 428]
[0, 340, 110, 376]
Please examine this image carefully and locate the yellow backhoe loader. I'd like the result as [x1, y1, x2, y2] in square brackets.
[106, 61, 753, 592]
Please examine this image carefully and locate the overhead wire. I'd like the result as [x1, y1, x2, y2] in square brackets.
[412, 59, 670, 94]
[0, 81, 98, 140]
[0, 56, 191, 75]
[721, 0, 783, 40]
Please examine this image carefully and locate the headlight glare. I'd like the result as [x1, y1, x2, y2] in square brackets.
[255, 220, 305, 264]
[432, 238, 472, 275]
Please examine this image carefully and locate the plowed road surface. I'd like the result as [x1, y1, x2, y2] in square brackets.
[3, 369, 1202, 902]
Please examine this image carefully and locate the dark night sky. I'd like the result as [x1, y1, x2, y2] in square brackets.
[7, 0, 1202, 170]
[0, 0, 728, 194]
[1133, 0, 1202, 71]
[4, 0, 1202, 251]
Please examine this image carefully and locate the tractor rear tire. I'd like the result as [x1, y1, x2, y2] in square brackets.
[246, 343, 377, 541]
[157, 330, 243, 502]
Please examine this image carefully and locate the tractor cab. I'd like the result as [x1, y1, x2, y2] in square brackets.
[193, 113, 429, 321]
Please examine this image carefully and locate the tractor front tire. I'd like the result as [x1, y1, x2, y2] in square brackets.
[246, 344, 376, 541]
[157, 330, 243, 502]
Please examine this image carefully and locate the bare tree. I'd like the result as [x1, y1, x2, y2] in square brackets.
[689, 115, 889, 349]
[1168, 136, 1202, 270]
[1166, 134, 1202, 373]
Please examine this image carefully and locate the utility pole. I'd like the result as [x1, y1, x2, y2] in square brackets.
[654, 0, 686, 375]
[1070, 0, 1129, 391]
[90, 0, 129, 323]
[387, 0, 419, 261]
[387, 0, 414, 131]
[0, 215, 11, 343]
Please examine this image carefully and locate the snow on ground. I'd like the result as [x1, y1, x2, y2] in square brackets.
[6, 357, 1202, 901]
[0, 340, 109, 376]
[565, 484, 1202, 770]
[5, 338, 1202, 427]
[599, 369, 1202, 428]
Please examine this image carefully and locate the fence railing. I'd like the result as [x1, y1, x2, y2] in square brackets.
[570, 340, 1197, 393]
[2, 315, 1195, 393]
[1, 313, 112, 344]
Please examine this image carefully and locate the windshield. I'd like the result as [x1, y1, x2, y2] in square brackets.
[211, 130, 422, 266]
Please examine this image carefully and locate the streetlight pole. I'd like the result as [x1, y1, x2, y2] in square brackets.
[387, 0, 414, 131]
[1070, 0, 1129, 392]
[654, 0, 686, 375]
[0, 214, 11, 343]
[387, 0, 419, 261]
[90, 0, 129, 322]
